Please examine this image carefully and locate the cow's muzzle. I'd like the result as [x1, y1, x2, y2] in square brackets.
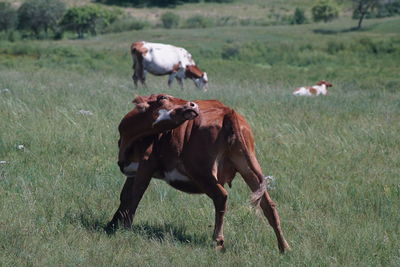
[182, 102, 199, 120]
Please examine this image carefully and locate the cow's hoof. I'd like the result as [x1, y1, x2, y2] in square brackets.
[214, 239, 225, 252]
[215, 244, 225, 252]
[104, 222, 118, 235]
[279, 242, 291, 254]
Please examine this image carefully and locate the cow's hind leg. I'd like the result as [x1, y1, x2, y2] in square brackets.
[209, 183, 228, 250]
[231, 153, 290, 253]
[132, 72, 139, 88]
[132, 63, 142, 88]
[259, 191, 290, 252]
[132, 54, 146, 88]
[187, 168, 228, 250]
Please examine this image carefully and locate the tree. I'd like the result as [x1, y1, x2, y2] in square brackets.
[60, 5, 118, 38]
[311, 0, 339, 23]
[352, 0, 380, 29]
[17, 0, 66, 37]
[0, 2, 18, 32]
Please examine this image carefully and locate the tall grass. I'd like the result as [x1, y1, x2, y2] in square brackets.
[1, 17, 400, 266]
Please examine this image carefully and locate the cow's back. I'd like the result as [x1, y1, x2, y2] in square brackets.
[140, 42, 194, 74]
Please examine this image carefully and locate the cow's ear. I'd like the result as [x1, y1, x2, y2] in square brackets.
[133, 95, 150, 112]
[132, 95, 144, 104]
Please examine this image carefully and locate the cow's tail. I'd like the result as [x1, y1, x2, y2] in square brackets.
[130, 43, 144, 84]
[227, 110, 267, 207]
[131, 44, 140, 70]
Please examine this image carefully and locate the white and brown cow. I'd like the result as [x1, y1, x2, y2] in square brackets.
[293, 80, 333, 96]
[131, 41, 208, 90]
[106, 94, 290, 253]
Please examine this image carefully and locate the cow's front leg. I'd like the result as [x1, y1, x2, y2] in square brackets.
[106, 161, 154, 232]
[168, 72, 177, 87]
[176, 77, 184, 89]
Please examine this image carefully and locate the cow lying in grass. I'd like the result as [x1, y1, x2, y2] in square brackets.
[131, 41, 208, 90]
[106, 94, 289, 252]
[293, 80, 333, 96]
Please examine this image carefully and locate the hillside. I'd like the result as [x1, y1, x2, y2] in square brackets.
[4, 0, 351, 23]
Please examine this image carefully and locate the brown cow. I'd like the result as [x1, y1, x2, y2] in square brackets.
[106, 94, 289, 252]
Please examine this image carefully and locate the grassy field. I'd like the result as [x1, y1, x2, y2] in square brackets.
[1, 11, 400, 267]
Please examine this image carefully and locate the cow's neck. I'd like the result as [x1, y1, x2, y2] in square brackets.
[120, 111, 154, 142]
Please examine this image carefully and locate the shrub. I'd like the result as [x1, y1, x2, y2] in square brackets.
[161, 12, 180, 29]
[326, 41, 346, 54]
[95, 0, 232, 7]
[204, 0, 233, 2]
[184, 15, 214, 28]
[0, 2, 18, 32]
[221, 44, 240, 60]
[17, 0, 66, 38]
[103, 17, 149, 33]
[215, 16, 238, 27]
[291, 7, 307, 24]
[311, 0, 339, 23]
[60, 5, 119, 38]
[96, 0, 180, 7]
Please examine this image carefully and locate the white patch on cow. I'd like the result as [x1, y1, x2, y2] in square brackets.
[203, 72, 208, 82]
[315, 84, 328, 95]
[194, 76, 208, 91]
[141, 42, 195, 75]
[164, 169, 191, 183]
[153, 109, 172, 126]
[293, 87, 311, 96]
[123, 162, 139, 176]
[293, 84, 328, 96]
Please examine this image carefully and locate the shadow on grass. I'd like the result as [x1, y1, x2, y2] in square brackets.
[313, 27, 361, 35]
[65, 210, 208, 246]
[130, 223, 208, 246]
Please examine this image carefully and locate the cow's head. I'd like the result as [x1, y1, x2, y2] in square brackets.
[194, 72, 208, 91]
[117, 94, 199, 175]
[316, 80, 333, 87]
[186, 65, 208, 91]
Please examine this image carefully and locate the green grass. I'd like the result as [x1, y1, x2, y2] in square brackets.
[1, 15, 400, 266]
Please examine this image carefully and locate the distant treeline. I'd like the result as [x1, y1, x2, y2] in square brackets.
[95, 0, 233, 7]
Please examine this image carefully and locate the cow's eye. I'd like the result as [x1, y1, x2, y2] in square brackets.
[157, 95, 167, 101]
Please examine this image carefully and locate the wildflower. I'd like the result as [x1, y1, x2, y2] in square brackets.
[78, 110, 93, 116]
[265, 175, 277, 190]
